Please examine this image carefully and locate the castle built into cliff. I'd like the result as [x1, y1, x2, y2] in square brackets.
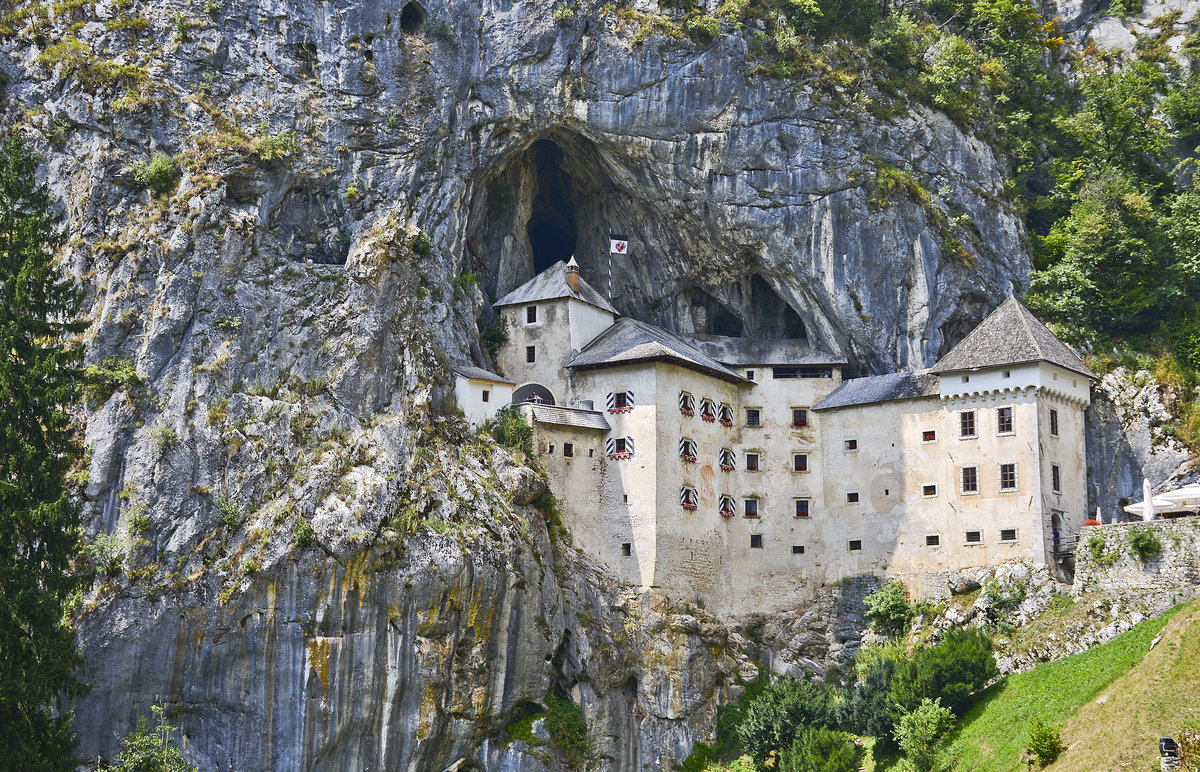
[453, 260, 1096, 617]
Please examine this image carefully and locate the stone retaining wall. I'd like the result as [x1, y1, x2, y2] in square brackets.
[1074, 518, 1200, 594]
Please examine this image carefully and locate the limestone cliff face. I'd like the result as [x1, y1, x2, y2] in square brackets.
[0, 0, 1086, 766]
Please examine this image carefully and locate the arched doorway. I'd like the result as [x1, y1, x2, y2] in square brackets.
[512, 383, 556, 405]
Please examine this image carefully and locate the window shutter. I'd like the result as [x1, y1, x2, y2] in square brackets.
[626, 391, 634, 408]
[625, 436, 634, 455]
[606, 392, 615, 411]
[605, 438, 615, 456]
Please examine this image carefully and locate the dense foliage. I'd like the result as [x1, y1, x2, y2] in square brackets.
[736, 675, 839, 764]
[893, 698, 956, 772]
[1025, 714, 1065, 766]
[776, 726, 861, 772]
[863, 581, 914, 638]
[0, 133, 87, 770]
[101, 705, 195, 772]
[891, 628, 998, 714]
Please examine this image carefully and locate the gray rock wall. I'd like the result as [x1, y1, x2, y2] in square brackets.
[1075, 519, 1200, 594]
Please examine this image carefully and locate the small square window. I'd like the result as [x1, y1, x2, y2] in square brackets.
[844, 439, 858, 451]
[960, 410, 977, 438]
[1051, 464, 1061, 493]
[926, 534, 940, 546]
[849, 539, 862, 551]
[846, 492, 860, 503]
[744, 498, 759, 518]
[588, 448, 595, 458]
[481, 389, 489, 402]
[792, 545, 805, 554]
[922, 429, 936, 443]
[793, 454, 808, 472]
[746, 409, 761, 427]
[962, 466, 979, 493]
[745, 452, 760, 472]
[622, 542, 632, 556]
[547, 442, 555, 455]
[613, 391, 629, 409]
[792, 408, 809, 427]
[746, 369, 755, 380]
[614, 438, 627, 454]
[564, 442, 574, 458]
[526, 345, 536, 363]
[997, 406, 1014, 434]
[750, 534, 764, 549]
[1049, 408, 1059, 436]
[1002, 370, 1011, 378]
[923, 484, 937, 497]
[961, 375, 970, 383]
[965, 530, 982, 544]
[795, 499, 810, 518]
[623, 494, 629, 503]
[526, 305, 537, 324]
[1000, 528, 1018, 542]
[1000, 463, 1017, 491]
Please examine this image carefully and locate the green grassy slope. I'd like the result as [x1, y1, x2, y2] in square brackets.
[948, 599, 1196, 771]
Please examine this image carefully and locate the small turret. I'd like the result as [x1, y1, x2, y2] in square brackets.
[565, 256, 580, 292]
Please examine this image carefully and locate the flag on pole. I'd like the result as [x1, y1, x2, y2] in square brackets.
[610, 234, 628, 255]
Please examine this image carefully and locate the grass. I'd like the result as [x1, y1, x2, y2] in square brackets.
[949, 599, 1193, 771]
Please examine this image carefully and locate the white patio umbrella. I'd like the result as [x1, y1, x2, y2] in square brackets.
[1123, 497, 1178, 518]
[1157, 483, 1200, 511]
[1145, 478, 1156, 521]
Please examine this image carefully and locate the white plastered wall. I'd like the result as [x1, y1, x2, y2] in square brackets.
[454, 377, 514, 426]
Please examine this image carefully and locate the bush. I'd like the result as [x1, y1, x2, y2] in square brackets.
[778, 726, 861, 772]
[293, 517, 314, 548]
[892, 628, 997, 714]
[413, 231, 433, 256]
[1026, 714, 1064, 766]
[150, 424, 177, 456]
[85, 532, 124, 576]
[1127, 528, 1162, 561]
[894, 698, 956, 772]
[864, 580, 914, 637]
[132, 152, 180, 194]
[545, 694, 589, 766]
[491, 405, 532, 455]
[736, 675, 839, 765]
[83, 356, 143, 405]
[840, 655, 899, 744]
[107, 704, 196, 771]
[215, 495, 241, 528]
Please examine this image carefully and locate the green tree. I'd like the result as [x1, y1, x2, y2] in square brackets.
[841, 655, 899, 746]
[105, 705, 195, 772]
[736, 675, 839, 765]
[1025, 714, 1064, 767]
[864, 580, 915, 638]
[891, 628, 997, 714]
[778, 726, 861, 772]
[0, 133, 88, 769]
[894, 698, 956, 772]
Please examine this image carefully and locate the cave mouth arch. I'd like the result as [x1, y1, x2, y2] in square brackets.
[512, 383, 556, 405]
[526, 139, 578, 274]
[399, 1, 426, 33]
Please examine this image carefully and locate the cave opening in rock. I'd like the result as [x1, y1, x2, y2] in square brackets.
[526, 139, 578, 274]
[399, 1, 425, 33]
[681, 288, 744, 337]
[748, 275, 806, 338]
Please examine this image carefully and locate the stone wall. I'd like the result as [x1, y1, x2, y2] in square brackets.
[1074, 518, 1200, 594]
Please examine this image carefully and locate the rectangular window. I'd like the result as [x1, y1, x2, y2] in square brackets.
[1052, 464, 1061, 493]
[1049, 408, 1059, 436]
[962, 466, 979, 493]
[613, 391, 629, 409]
[1000, 463, 1017, 490]
[719, 495, 736, 517]
[719, 448, 736, 471]
[608, 391, 634, 413]
[793, 454, 808, 472]
[607, 437, 635, 459]
[792, 545, 805, 554]
[526, 345, 536, 363]
[746, 369, 755, 380]
[1000, 528, 1018, 542]
[847, 492, 860, 503]
[589, 448, 594, 458]
[997, 406, 1014, 434]
[750, 534, 764, 548]
[774, 367, 834, 379]
[849, 539, 862, 551]
[700, 399, 716, 422]
[922, 429, 936, 443]
[792, 408, 808, 427]
[563, 442, 574, 457]
[482, 390, 489, 402]
[719, 403, 734, 426]
[926, 534, 940, 546]
[621, 542, 631, 556]
[680, 486, 698, 510]
[960, 410, 976, 438]
[844, 439, 858, 451]
[965, 530, 982, 544]
[923, 484, 938, 497]
[744, 498, 759, 518]
[526, 305, 537, 324]
[679, 392, 695, 416]
[547, 442, 555, 455]
[746, 408, 761, 427]
[795, 498, 810, 518]
[745, 452, 760, 471]
[679, 438, 697, 462]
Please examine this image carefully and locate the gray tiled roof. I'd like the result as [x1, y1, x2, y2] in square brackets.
[494, 261, 618, 314]
[450, 364, 514, 385]
[813, 370, 941, 410]
[931, 297, 1096, 379]
[529, 404, 611, 431]
[692, 336, 847, 367]
[568, 318, 750, 384]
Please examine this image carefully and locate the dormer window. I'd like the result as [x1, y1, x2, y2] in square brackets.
[680, 486, 698, 511]
[606, 437, 634, 459]
[679, 438, 697, 463]
[719, 403, 734, 427]
[679, 392, 695, 417]
[719, 495, 736, 518]
[700, 398, 716, 423]
[607, 391, 634, 414]
[525, 305, 537, 324]
[719, 448, 736, 471]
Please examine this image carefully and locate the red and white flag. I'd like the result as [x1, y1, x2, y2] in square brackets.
[610, 235, 628, 255]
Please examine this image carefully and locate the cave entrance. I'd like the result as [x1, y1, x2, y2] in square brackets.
[526, 140, 578, 274]
[747, 276, 807, 338]
[399, 1, 425, 33]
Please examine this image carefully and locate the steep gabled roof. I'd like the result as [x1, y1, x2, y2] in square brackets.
[931, 297, 1096, 379]
[567, 318, 750, 384]
[450, 364, 513, 385]
[692, 336, 847, 367]
[494, 260, 617, 314]
[528, 404, 611, 431]
[813, 370, 941, 410]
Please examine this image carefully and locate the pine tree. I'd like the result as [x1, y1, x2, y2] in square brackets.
[0, 132, 87, 769]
